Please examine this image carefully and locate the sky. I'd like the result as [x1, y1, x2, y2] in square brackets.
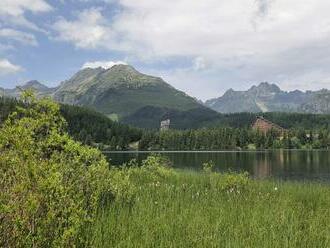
[1, 0, 330, 100]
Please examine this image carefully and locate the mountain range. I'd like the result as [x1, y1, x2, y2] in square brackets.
[1, 65, 330, 129]
[205, 82, 330, 114]
[1, 64, 216, 128]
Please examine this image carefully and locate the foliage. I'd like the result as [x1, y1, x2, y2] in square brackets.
[202, 161, 215, 173]
[92, 167, 330, 247]
[122, 105, 221, 129]
[106, 155, 176, 204]
[139, 127, 330, 150]
[60, 104, 142, 150]
[0, 91, 111, 247]
[0, 96, 142, 150]
[123, 105, 330, 130]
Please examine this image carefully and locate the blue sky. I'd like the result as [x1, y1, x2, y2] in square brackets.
[1, 0, 330, 100]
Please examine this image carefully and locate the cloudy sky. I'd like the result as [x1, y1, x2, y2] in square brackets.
[1, 0, 330, 100]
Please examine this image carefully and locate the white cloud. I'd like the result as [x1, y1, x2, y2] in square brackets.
[53, 0, 330, 97]
[82, 60, 127, 69]
[0, 59, 22, 76]
[193, 57, 207, 71]
[0, 0, 52, 31]
[0, 0, 52, 16]
[52, 8, 120, 50]
[110, 0, 330, 59]
[0, 29, 38, 46]
[116, 0, 330, 94]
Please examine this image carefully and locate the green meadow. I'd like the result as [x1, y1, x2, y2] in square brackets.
[90, 163, 330, 248]
[2, 93, 330, 247]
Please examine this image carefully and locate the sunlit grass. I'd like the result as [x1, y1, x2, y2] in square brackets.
[91, 168, 330, 247]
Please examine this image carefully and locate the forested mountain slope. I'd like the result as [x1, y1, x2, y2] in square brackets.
[0, 97, 142, 150]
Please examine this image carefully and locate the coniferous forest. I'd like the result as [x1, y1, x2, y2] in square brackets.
[139, 128, 330, 150]
[1, 96, 330, 151]
[0, 97, 142, 150]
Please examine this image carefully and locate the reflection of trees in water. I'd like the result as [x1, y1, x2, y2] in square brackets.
[272, 150, 327, 180]
[105, 151, 330, 181]
[253, 153, 272, 179]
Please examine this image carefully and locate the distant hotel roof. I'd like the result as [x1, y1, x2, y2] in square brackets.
[254, 116, 286, 131]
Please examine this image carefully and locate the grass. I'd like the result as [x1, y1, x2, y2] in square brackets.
[89, 165, 330, 248]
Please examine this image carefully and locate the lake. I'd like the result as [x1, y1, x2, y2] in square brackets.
[103, 150, 330, 182]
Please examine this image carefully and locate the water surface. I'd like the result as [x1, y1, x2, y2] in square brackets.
[103, 150, 330, 181]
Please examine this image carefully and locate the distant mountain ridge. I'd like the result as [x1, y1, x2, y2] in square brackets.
[2, 64, 215, 128]
[205, 82, 330, 114]
[3, 70, 330, 128]
[1, 80, 56, 98]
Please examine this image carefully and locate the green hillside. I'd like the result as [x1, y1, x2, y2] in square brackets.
[54, 65, 202, 119]
[122, 107, 330, 130]
[122, 105, 221, 129]
[0, 96, 142, 149]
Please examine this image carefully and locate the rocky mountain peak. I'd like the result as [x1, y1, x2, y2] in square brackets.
[21, 80, 49, 91]
[249, 82, 281, 94]
[205, 81, 330, 114]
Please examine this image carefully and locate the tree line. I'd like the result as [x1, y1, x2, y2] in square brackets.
[139, 128, 330, 150]
[2, 96, 330, 151]
[60, 104, 142, 150]
[0, 96, 142, 150]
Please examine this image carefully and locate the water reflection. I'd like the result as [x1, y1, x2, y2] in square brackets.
[103, 150, 330, 181]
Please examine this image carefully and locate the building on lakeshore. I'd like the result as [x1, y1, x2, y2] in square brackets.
[252, 116, 286, 134]
[160, 119, 170, 131]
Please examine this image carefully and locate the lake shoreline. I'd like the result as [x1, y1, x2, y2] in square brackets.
[103, 150, 330, 182]
[102, 149, 330, 153]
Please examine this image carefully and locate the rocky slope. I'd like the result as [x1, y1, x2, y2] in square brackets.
[205, 82, 329, 114]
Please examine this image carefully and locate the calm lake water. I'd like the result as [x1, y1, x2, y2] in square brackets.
[103, 150, 330, 182]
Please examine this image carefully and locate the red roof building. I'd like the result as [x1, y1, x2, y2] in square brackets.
[252, 116, 286, 134]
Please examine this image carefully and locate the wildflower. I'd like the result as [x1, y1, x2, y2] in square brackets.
[274, 187, 278, 191]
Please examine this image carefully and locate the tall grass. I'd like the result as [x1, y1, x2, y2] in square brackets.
[89, 160, 330, 248]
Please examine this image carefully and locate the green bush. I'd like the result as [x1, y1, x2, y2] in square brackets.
[202, 160, 250, 194]
[202, 161, 215, 173]
[0, 91, 111, 247]
[211, 172, 250, 194]
[106, 156, 177, 204]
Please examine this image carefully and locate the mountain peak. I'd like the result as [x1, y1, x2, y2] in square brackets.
[205, 82, 330, 114]
[249, 82, 281, 93]
[53, 64, 201, 118]
[21, 80, 49, 91]
[222, 88, 237, 97]
[76, 67, 105, 76]
[104, 64, 140, 75]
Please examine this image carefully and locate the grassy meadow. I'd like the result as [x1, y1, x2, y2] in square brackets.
[2, 93, 330, 247]
[89, 160, 330, 248]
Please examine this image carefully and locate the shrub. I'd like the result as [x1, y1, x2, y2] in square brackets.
[140, 155, 175, 180]
[202, 161, 215, 173]
[0, 91, 111, 247]
[103, 156, 177, 205]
